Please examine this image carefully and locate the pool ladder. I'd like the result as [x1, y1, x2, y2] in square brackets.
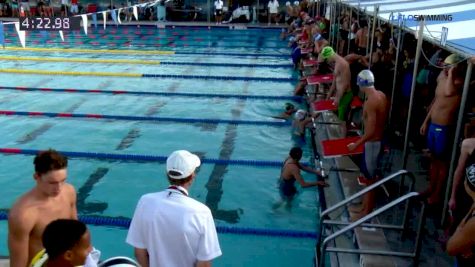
[315, 170, 426, 267]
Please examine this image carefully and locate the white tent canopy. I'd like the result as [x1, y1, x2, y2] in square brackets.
[341, 0, 475, 56]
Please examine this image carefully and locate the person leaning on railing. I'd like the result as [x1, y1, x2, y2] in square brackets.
[446, 139, 475, 267]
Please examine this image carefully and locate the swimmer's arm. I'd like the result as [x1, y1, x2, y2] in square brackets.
[8, 208, 35, 267]
[353, 104, 377, 147]
[421, 99, 435, 127]
[293, 168, 321, 187]
[68, 184, 78, 219]
[327, 73, 337, 100]
[134, 247, 149, 267]
[300, 164, 321, 175]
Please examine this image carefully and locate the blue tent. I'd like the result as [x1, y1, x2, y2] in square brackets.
[342, 0, 475, 56]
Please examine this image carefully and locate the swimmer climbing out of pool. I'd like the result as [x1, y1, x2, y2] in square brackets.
[276, 147, 329, 208]
[273, 102, 297, 119]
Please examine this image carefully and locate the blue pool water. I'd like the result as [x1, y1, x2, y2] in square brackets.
[0, 25, 321, 266]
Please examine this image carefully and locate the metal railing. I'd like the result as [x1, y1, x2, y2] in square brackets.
[315, 170, 424, 267]
[317, 192, 425, 267]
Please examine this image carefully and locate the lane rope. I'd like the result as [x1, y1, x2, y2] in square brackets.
[0, 110, 290, 126]
[0, 211, 317, 239]
[0, 56, 291, 68]
[0, 69, 294, 82]
[0, 148, 284, 167]
[0, 86, 301, 100]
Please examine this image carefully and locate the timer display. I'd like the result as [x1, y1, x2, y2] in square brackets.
[19, 17, 81, 31]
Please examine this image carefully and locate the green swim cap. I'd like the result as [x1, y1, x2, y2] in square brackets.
[319, 22, 325, 30]
[321, 46, 335, 60]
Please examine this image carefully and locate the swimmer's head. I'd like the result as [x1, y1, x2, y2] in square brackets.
[318, 46, 335, 63]
[295, 109, 307, 120]
[289, 147, 303, 161]
[357, 69, 375, 88]
[285, 102, 295, 112]
[294, 1, 300, 6]
[286, 1, 291, 6]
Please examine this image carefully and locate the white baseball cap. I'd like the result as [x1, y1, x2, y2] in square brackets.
[166, 150, 201, 179]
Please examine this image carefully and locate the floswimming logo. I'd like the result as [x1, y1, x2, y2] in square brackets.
[389, 13, 453, 22]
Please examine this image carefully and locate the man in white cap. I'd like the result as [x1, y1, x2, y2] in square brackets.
[347, 70, 388, 220]
[126, 150, 222, 267]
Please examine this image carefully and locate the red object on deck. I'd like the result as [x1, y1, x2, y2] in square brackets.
[321, 136, 364, 158]
[306, 74, 334, 85]
[350, 96, 363, 109]
[87, 4, 98, 13]
[312, 99, 336, 111]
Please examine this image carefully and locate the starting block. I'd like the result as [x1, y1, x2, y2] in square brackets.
[350, 96, 363, 109]
[307, 74, 334, 85]
[321, 136, 364, 158]
[303, 59, 318, 67]
[301, 48, 313, 55]
[313, 99, 336, 112]
[313, 96, 363, 112]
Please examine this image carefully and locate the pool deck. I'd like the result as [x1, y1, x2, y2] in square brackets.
[313, 108, 454, 266]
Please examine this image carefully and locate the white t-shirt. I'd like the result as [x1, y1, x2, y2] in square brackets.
[214, 0, 223, 10]
[268, 0, 279, 14]
[126, 187, 222, 267]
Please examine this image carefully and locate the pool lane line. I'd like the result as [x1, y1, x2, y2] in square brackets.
[0, 86, 300, 100]
[0, 110, 290, 127]
[0, 69, 294, 82]
[0, 56, 292, 68]
[0, 148, 284, 167]
[0, 211, 317, 239]
[4, 47, 175, 55]
[2, 46, 288, 58]
[0, 69, 142, 77]
[0, 56, 162, 65]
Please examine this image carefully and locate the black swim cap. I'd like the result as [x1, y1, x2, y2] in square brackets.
[285, 103, 295, 111]
[289, 147, 303, 161]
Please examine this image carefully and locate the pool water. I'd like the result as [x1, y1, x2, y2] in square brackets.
[0, 25, 321, 266]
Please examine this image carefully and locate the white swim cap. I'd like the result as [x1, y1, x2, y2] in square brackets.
[294, 1, 299, 6]
[289, 36, 296, 42]
[286, 1, 291, 6]
[357, 69, 375, 87]
[99, 257, 140, 267]
[295, 109, 307, 120]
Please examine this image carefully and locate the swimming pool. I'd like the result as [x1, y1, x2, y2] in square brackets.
[0, 25, 322, 266]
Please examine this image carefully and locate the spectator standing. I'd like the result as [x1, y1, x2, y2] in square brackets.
[214, 0, 223, 24]
[268, 0, 279, 25]
[126, 150, 222, 267]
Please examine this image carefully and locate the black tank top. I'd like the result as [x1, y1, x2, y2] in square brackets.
[466, 150, 475, 183]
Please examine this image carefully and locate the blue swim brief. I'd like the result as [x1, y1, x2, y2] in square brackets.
[427, 122, 453, 159]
